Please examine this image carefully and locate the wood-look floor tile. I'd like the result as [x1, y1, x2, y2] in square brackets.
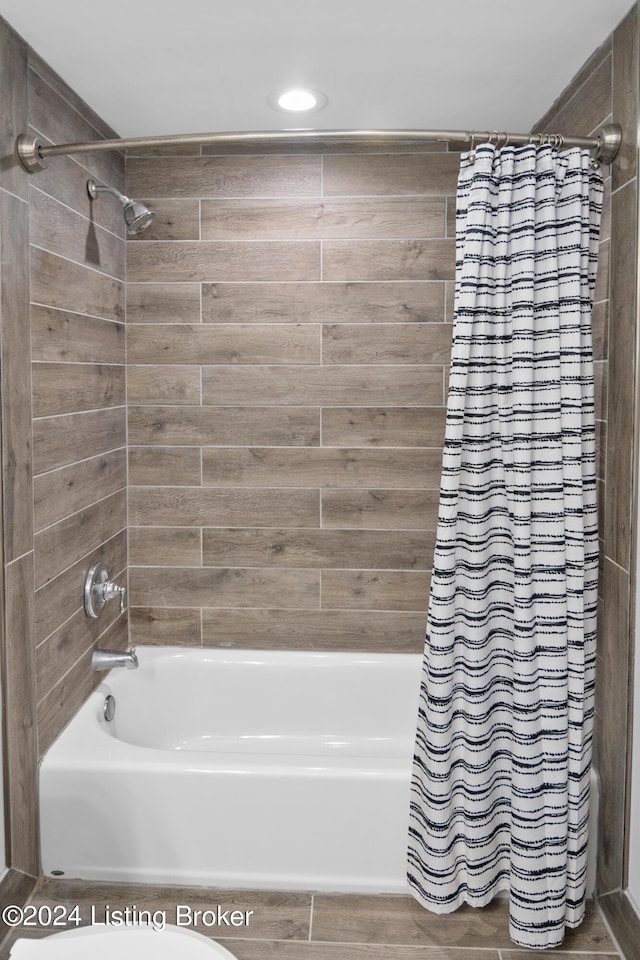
[311, 897, 613, 952]
[502, 953, 618, 959]
[28, 879, 312, 941]
[312, 895, 512, 947]
[229, 943, 500, 959]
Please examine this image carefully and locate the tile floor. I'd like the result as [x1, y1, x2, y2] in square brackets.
[0, 879, 624, 959]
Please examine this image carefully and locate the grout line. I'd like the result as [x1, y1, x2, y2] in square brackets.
[0, 184, 29, 205]
[30, 299, 124, 325]
[32, 403, 127, 423]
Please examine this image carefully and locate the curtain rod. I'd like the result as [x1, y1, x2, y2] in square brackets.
[15, 123, 622, 173]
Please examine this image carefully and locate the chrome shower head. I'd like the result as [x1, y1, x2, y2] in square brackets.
[123, 199, 156, 235]
[87, 179, 155, 235]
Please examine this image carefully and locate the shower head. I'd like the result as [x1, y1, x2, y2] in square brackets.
[87, 179, 156, 235]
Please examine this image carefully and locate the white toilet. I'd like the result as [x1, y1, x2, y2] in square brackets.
[8, 923, 238, 958]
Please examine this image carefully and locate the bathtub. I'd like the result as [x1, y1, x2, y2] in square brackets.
[39, 645, 600, 895]
[39, 647, 423, 892]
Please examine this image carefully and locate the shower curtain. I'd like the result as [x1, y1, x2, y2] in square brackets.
[407, 143, 602, 950]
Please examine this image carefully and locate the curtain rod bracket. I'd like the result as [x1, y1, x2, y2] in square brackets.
[16, 134, 47, 173]
[594, 123, 622, 164]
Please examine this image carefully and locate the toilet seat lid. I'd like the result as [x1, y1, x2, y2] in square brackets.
[9, 923, 237, 958]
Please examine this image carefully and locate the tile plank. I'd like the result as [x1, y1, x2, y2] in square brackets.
[322, 154, 460, 197]
[129, 527, 202, 566]
[129, 487, 319, 528]
[128, 406, 320, 447]
[202, 608, 426, 651]
[202, 281, 445, 324]
[200, 197, 445, 240]
[32, 361, 125, 417]
[127, 282, 201, 323]
[202, 366, 443, 407]
[323, 323, 452, 364]
[1, 190, 33, 560]
[5, 554, 38, 873]
[127, 240, 321, 283]
[321, 570, 430, 611]
[202, 528, 435, 569]
[129, 606, 203, 645]
[127, 365, 201, 404]
[323, 240, 455, 282]
[129, 566, 320, 609]
[322, 489, 440, 530]
[127, 323, 320, 364]
[202, 448, 443, 489]
[322, 408, 446, 448]
[31, 305, 124, 364]
[128, 446, 202, 485]
[311, 896, 612, 952]
[126, 155, 322, 198]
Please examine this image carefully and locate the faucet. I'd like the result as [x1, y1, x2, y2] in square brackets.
[92, 647, 139, 671]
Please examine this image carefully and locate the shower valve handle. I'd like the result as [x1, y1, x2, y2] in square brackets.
[84, 562, 127, 618]
[102, 580, 126, 614]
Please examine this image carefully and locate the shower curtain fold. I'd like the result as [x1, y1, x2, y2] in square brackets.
[407, 143, 602, 950]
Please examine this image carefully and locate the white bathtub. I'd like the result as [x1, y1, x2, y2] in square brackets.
[39, 647, 423, 892]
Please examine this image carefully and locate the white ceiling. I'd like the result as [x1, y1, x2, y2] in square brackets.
[0, 0, 632, 139]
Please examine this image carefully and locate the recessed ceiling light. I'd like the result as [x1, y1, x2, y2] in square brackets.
[267, 88, 328, 113]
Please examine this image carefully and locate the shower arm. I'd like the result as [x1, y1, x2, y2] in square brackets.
[87, 180, 131, 205]
[15, 123, 623, 173]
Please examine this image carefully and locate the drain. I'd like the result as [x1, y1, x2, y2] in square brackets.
[103, 694, 116, 722]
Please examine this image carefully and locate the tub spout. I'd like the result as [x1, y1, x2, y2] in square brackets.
[92, 647, 139, 671]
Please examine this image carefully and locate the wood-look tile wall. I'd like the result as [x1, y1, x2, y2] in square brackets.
[0, 12, 130, 876]
[0, 13, 38, 878]
[535, 1, 639, 902]
[28, 55, 128, 757]
[126, 148, 458, 650]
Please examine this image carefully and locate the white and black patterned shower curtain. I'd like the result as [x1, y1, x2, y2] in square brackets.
[407, 144, 602, 950]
